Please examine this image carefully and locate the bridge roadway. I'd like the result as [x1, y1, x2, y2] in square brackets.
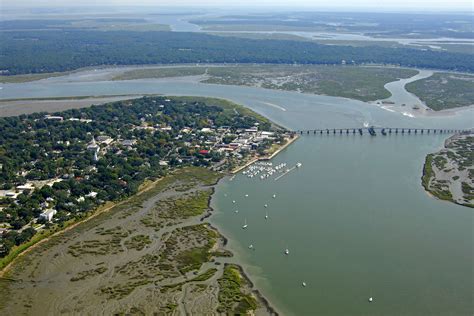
[291, 127, 470, 136]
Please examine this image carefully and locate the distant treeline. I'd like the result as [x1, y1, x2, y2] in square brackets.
[1, 30, 473, 75]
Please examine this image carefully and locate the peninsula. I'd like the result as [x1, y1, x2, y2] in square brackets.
[0, 96, 292, 314]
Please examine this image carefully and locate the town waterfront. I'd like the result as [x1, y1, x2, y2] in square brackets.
[1, 72, 473, 315]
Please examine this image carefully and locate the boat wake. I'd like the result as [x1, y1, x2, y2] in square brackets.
[258, 101, 287, 112]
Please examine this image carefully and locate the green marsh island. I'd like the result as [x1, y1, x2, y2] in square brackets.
[422, 133, 474, 207]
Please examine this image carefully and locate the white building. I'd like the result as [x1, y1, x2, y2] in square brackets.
[86, 192, 98, 198]
[87, 137, 100, 151]
[40, 209, 57, 222]
[44, 115, 64, 121]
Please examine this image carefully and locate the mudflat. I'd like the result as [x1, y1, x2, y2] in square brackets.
[0, 167, 274, 315]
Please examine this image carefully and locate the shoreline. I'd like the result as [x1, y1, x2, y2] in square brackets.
[231, 135, 299, 174]
[0, 131, 295, 314]
[1, 64, 473, 116]
[421, 133, 473, 208]
[0, 167, 280, 314]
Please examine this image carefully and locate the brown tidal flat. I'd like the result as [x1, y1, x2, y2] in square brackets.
[0, 168, 275, 315]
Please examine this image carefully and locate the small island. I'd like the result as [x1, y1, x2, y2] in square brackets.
[422, 132, 474, 208]
[0, 96, 291, 314]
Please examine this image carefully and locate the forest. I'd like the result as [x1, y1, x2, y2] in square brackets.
[1, 30, 473, 75]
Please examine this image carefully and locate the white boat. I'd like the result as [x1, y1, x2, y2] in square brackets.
[248, 244, 254, 249]
[368, 297, 373, 303]
[242, 219, 248, 229]
[302, 282, 307, 287]
[296, 162, 302, 168]
[264, 204, 268, 208]
[245, 194, 249, 197]
[284, 248, 289, 255]
[232, 200, 236, 204]
[265, 211, 269, 219]
[235, 210, 239, 213]
[272, 194, 276, 198]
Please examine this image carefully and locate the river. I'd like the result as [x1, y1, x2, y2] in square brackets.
[1, 71, 473, 315]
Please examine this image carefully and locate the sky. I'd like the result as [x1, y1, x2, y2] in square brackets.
[2, 0, 473, 11]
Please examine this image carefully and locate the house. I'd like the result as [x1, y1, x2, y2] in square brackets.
[44, 115, 64, 121]
[40, 209, 57, 222]
[199, 149, 210, 155]
[159, 160, 169, 166]
[121, 139, 136, 147]
[97, 136, 113, 145]
[87, 137, 100, 151]
[86, 192, 98, 198]
[201, 128, 213, 133]
[16, 183, 35, 191]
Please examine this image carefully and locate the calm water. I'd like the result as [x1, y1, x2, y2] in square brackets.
[1, 73, 473, 315]
[212, 136, 473, 315]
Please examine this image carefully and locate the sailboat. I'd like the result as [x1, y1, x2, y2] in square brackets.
[242, 218, 248, 229]
[284, 248, 289, 255]
[265, 211, 269, 219]
[368, 297, 373, 303]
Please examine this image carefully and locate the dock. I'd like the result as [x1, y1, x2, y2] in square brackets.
[230, 136, 299, 174]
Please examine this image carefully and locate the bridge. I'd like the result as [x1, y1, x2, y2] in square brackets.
[291, 127, 469, 136]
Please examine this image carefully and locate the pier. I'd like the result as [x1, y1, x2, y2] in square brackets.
[291, 127, 468, 136]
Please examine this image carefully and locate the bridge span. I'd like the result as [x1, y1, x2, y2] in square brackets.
[291, 127, 470, 136]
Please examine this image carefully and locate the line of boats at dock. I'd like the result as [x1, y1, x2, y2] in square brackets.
[242, 161, 302, 180]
